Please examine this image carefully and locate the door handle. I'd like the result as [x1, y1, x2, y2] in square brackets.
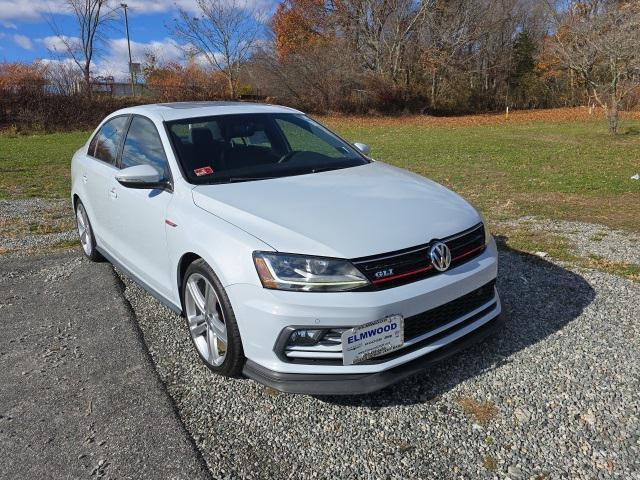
[109, 187, 118, 199]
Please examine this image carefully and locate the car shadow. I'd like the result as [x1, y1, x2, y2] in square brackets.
[316, 238, 596, 407]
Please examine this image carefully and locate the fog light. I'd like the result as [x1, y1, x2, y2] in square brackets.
[288, 329, 326, 347]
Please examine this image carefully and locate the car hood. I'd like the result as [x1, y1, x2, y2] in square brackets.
[192, 162, 481, 259]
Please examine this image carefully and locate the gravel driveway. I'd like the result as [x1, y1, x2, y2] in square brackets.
[0, 199, 76, 255]
[120, 248, 640, 479]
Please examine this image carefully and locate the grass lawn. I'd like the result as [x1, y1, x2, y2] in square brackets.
[1, 111, 638, 233]
[0, 131, 90, 199]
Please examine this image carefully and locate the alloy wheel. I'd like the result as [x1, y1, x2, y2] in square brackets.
[185, 273, 228, 366]
[76, 204, 93, 256]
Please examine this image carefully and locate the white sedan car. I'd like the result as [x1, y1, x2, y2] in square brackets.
[71, 102, 502, 394]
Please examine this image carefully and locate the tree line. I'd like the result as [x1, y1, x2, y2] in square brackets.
[252, 0, 639, 133]
[1, 0, 639, 133]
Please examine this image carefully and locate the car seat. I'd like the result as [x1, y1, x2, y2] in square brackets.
[190, 127, 225, 171]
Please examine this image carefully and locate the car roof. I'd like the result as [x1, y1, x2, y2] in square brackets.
[112, 101, 303, 122]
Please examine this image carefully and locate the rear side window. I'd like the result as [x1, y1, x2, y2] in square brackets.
[89, 116, 129, 165]
[121, 116, 169, 179]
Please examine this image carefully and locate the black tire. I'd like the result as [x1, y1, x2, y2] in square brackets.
[182, 259, 245, 377]
[75, 200, 103, 262]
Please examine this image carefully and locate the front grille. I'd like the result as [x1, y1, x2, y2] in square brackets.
[280, 280, 497, 365]
[353, 223, 486, 290]
[403, 280, 495, 341]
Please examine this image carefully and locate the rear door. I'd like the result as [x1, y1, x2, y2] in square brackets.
[108, 115, 174, 298]
[82, 115, 130, 252]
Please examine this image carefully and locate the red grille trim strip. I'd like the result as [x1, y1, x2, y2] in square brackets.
[372, 264, 434, 284]
[370, 243, 486, 285]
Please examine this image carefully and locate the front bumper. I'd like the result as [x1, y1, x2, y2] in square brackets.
[243, 311, 504, 395]
[226, 238, 500, 384]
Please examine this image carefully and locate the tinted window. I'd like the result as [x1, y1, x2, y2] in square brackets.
[276, 118, 342, 158]
[90, 116, 129, 165]
[121, 116, 169, 178]
[167, 113, 368, 184]
[229, 121, 272, 148]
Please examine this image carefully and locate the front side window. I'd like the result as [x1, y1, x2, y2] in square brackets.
[166, 113, 368, 184]
[89, 116, 129, 165]
[121, 116, 169, 179]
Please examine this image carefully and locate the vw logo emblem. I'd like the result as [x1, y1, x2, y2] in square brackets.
[430, 242, 451, 272]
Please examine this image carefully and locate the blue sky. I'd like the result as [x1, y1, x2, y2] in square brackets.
[0, 0, 272, 79]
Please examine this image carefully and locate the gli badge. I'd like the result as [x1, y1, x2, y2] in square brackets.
[374, 268, 394, 279]
[430, 242, 451, 272]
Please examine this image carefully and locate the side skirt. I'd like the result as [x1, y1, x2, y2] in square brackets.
[96, 246, 183, 316]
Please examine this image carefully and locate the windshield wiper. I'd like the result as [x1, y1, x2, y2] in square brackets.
[309, 166, 341, 174]
[226, 176, 277, 183]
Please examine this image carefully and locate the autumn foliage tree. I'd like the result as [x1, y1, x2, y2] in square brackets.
[265, 0, 565, 113]
[143, 59, 227, 101]
[0, 62, 48, 94]
[272, 0, 335, 58]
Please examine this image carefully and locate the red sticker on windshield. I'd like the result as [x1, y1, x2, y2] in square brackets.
[194, 166, 214, 176]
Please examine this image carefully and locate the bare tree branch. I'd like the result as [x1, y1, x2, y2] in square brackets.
[48, 0, 117, 96]
[546, 1, 640, 133]
[172, 0, 266, 98]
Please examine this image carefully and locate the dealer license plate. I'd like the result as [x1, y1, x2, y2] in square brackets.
[341, 315, 404, 365]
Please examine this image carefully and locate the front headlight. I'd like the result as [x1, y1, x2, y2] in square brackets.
[253, 252, 369, 292]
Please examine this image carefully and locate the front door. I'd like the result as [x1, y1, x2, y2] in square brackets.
[108, 115, 174, 299]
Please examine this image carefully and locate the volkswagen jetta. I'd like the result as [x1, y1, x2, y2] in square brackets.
[71, 102, 502, 394]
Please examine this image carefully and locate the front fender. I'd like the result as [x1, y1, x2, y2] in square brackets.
[166, 186, 272, 307]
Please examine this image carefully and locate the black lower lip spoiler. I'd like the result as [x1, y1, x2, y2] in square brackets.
[242, 312, 504, 395]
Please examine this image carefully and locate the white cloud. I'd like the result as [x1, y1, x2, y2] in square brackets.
[93, 37, 232, 80]
[39, 34, 82, 53]
[0, 0, 201, 21]
[0, 1, 68, 21]
[0, 0, 271, 21]
[40, 57, 77, 67]
[13, 33, 32, 49]
[119, 0, 199, 15]
[95, 37, 186, 79]
[36, 35, 188, 80]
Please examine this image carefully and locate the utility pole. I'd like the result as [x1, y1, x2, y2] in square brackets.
[121, 3, 135, 96]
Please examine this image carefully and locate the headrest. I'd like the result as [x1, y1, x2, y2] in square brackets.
[191, 128, 214, 146]
[227, 122, 257, 139]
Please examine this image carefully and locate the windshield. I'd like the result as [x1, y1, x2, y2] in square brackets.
[166, 113, 369, 184]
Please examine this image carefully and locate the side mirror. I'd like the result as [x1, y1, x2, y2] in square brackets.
[353, 142, 370, 155]
[116, 164, 167, 190]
